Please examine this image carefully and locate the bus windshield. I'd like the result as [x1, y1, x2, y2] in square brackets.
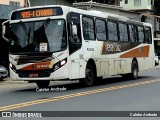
[10, 19, 67, 54]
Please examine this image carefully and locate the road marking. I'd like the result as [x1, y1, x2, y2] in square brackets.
[0, 79, 160, 111]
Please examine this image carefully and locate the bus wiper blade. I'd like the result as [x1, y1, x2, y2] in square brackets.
[19, 21, 28, 35]
[43, 18, 50, 30]
[19, 21, 31, 44]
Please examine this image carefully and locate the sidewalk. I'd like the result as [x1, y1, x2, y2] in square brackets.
[0, 78, 37, 91]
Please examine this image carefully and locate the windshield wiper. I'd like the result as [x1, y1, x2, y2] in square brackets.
[43, 18, 50, 30]
[19, 21, 28, 35]
[19, 21, 31, 45]
[33, 18, 51, 44]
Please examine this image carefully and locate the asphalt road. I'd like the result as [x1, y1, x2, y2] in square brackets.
[1, 66, 160, 120]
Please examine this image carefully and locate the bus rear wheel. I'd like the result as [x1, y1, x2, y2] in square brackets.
[36, 81, 50, 88]
[129, 60, 138, 80]
[80, 62, 96, 86]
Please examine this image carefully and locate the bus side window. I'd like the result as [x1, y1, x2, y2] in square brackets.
[118, 23, 128, 42]
[82, 16, 95, 40]
[96, 19, 107, 41]
[107, 21, 118, 42]
[129, 25, 138, 42]
[144, 27, 152, 44]
[137, 26, 145, 43]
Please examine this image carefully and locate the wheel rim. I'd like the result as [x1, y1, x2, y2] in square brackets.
[85, 64, 94, 84]
[86, 69, 93, 82]
[133, 65, 138, 78]
[133, 68, 137, 77]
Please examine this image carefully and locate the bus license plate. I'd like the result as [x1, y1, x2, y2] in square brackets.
[29, 73, 39, 77]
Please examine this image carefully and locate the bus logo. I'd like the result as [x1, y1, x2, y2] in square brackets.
[101, 42, 121, 54]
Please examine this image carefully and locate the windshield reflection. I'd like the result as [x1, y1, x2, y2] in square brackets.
[10, 19, 67, 54]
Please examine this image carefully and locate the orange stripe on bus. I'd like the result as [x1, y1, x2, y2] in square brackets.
[120, 46, 150, 58]
[20, 61, 51, 70]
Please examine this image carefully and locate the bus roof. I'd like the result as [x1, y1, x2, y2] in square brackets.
[11, 5, 128, 21]
[10, 5, 152, 26]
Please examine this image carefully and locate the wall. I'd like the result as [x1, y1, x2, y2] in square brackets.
[120, 0, 152, 10]
[74, 4, 141, 22]
[0, 4, 20, 19]
[0, 0, 24, 7]
[30, 0, 72, 7]
[119, 10, 140, 21]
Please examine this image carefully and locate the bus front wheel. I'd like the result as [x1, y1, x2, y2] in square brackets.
[36, 81, 50, 88]
[79, 62, 96, 86]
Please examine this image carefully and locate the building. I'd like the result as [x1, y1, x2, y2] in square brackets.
[120, 0, 160, 37]
[28, 0, 119, 7]
[28, 0, 72, 7]
[8, 0, 160, 35]
[27, 0, 140, 21]
[74, 0, 159, 35]
[73, 2, 141, 21]
[75, 0, 120, 6]
[120, 0, 154, 25]
[0, 0, 24, 7]
[120, 0, 154, 11]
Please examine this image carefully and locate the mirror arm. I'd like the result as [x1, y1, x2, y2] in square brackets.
[2, 35, 9, 42]
[2, 20, 10, 42]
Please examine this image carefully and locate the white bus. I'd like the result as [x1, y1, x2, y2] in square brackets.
[2, 5, 155, 88]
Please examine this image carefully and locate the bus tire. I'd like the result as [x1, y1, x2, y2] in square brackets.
[80, 62, 96, 86]
[36, 81, 50, 88]
[129, 60, 138, 80]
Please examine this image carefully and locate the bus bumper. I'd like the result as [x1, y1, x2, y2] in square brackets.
[9, 65, 69, 81]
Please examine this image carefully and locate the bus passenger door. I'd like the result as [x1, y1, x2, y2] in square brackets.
[67, 12, 83, 79]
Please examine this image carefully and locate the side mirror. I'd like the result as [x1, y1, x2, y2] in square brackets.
[2, 20, 10, 42]
[2, 25, 6, 35]
[72, 24, 77, 36]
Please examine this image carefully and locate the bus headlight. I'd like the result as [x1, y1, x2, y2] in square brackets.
[61, 59, 66, 66]
[9, 63, 12, 68]
[53, 58, 67, 72]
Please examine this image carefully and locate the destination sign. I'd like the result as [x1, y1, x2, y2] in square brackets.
[11, 7, 63, 20]
[21, 9, 53, 19]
